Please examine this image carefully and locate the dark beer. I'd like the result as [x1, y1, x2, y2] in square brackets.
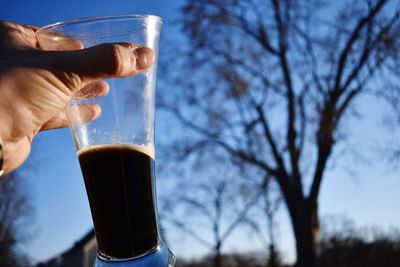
[78, 144, 159, 259]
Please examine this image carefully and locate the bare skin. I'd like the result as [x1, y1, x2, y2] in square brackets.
[0, 21, 155, 174]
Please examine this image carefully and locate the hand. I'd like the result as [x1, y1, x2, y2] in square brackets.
[0, 21, 154, 175]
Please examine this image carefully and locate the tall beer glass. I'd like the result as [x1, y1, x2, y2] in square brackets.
[37, 15, 175, 267]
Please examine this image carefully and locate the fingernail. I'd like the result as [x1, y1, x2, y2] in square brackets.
[134, 47, 155, 70]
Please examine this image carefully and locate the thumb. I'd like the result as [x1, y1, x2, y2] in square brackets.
[42, 43, 154, 92]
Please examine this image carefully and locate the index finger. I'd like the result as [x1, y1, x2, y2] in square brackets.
[36, 27, 84, 51]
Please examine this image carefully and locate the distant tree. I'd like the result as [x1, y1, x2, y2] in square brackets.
[177, 252, 268, 267]
[318, 216, 400, 267]
[162, 158, 261, 267]
[157, 145, 282, 267]
[159, 0, 400, 267]
[0, 172, 34, 267]
[242, 174, 282, 267]
[318, 235, 400, 267]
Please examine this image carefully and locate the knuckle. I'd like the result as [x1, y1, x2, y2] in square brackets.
[60, 113, 69, 127]
[104, 44, 126, 76]
[0, 21, 15, 29]
[56, 71, 82, 94]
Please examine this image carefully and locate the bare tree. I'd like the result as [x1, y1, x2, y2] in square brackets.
[244, 175, 282, 267]
[161, 155, 261, 267]
[0, 172, 34, 267]
[159, 0, 400, 266]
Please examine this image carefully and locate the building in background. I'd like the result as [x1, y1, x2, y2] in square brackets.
[35, 230, 96, 267]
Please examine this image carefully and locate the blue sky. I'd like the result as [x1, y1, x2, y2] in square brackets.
[1, 0, 400, 265]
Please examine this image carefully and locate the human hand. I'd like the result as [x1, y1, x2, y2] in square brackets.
[0, 21, 154, 175]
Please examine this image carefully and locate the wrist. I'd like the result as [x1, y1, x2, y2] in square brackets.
[0, 135, 31, 176]
[0, 134, 11, 176]
[0, 136, 3, 176]
[0, 117, 10, 176]
[0, 104, 18, 175]
[0, 124, 17, 176]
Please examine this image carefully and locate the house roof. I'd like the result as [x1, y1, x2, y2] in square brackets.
[69, 229, 95, 252]
[35, 229, 95, 267]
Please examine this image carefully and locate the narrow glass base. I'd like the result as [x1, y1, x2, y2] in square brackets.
[94, 243, 175, 267]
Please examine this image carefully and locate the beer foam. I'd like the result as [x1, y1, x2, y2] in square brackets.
[78, 143, 155, 159]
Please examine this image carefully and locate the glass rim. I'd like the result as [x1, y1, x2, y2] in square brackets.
[37, 14, 163, 33]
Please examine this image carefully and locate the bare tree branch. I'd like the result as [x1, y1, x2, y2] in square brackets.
[333, 0, 388, 93]
[166, 216, 214, 248]
[309, 1, 399, 205]
[271, 0, 303, 198]
[221, 192, 261, 241]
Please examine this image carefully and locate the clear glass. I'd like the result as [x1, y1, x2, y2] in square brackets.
[37, 15, 175, 267]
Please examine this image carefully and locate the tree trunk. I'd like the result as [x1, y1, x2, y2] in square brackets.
[266, 244, 280, 267]
[214, 241, 222, 267]
[291, 201, 319, 267]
